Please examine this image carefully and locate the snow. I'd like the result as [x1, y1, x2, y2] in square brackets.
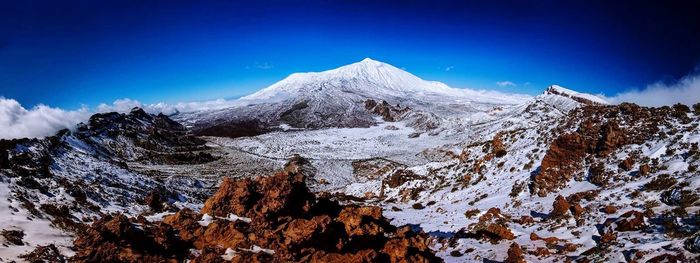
[0, 179, 74, 261]
[240, 58, 528, 105]
[240, 245, 275, 255]
[198, 214, 214, 227]
[226, 213, 252, 223]
[547, 84, 609, 105]
[221, 248, 237, 260]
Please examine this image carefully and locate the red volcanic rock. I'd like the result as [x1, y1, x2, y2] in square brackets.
[639, 164, 651, 176]
[595, 121, 626, 156]
[600, 231, 617, 245]
[19, 244, 65, 263]
[619, 156, 635, 171]
[71, 161, 443, 263]
[515, 215, 535, 225]
[615, 211, 646, 232]
[71, 214, 189, 262]
[533, 133, 587, 196]
[602, 205, 617, 214]
[570, 203, 585, 218]
[647, 253, 686, 263]
[479, 207, 510, 223]
[505, 242, 526, 263]
[143, 191, 165, 212]
[532, 247, 552, 257]
[466, 207, 515, 243]
[530, 103, 669, 196]
[200, 177, 258, 218]
[530, 232, 562, 245]
[364, 99, 410, 122]
[550, 195, 571, 218]
[492, 132, 508, 158]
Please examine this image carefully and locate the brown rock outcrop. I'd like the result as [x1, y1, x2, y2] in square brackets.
[532, 103, 671, 196]
[71, 214, 188, 262]
[639, 164, 651, 176]
[532, 133, 586, 196]
[492, 132, 508, 158]
[505, 242, 526, 263]
[618, 156, 635, 171]
[550, 195, 571, 218]
[71, 162, 442, 263]
[614, 211, 646, 232]
[465, 207, 515, 243]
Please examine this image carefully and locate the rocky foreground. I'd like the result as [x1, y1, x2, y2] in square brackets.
[28, 158, 441, 262]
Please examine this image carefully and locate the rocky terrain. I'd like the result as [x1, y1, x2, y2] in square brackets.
[0, 108, 219, 260]
[0, 59, 698, 262]
[66, 158, 441, 263]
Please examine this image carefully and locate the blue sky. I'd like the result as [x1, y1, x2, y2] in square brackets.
[1, 0, 699, 109]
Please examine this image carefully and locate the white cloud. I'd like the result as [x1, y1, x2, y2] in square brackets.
[97, 98, 240, 115]
[445, 66, 454, 72]
[0, 98, 91, 140]
[1, 97, 241, 140]
[496, 81, 516, 87]
[609, 71, 700, 107]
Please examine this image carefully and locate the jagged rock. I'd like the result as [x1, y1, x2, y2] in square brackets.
[600, 231, 617, 245]
[505, 242, 526, 263]
[385, 169, 421, 188]
[72, 163, 442, 263]
[639, 163, 651, 176]
[532, 104, 669, 196]
[647, 253, 687, 263]
[515, 215, 535, 225]
[614, 211, 646, 232]
[550, 195, 571, 218]
[532, 133, 586, 196]
[465, 208, 515, 243]
[19, 244, 65, 262]
[571, 203, 585, 218]
[661, 188, 699, 207]
[530, 232, 563, 245]
[492, 132, 508, 158]
[1, 229, 25, 245]
[619, 156, 635, 171]
[71, 214, 189, 262]
[602, 205, 617, 214]
[364, 99, 410, 122]
[595, 121, 625, 156]
[143, 191, 166, 212]
[686, 234, 700, 253]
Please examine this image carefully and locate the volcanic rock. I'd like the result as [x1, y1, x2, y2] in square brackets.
[505, 242, 526, 263]
[71, 161, 442, 263]
[550, 195, 571, 218]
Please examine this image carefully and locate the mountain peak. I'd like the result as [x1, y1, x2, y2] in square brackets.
[336, 57, 394, 73]
[240, 58, 456, 102]
[360, 57, 379, 63]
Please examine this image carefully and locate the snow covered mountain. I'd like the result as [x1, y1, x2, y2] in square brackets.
[176, 58, 529, 136]
[2, 59, 699, 262]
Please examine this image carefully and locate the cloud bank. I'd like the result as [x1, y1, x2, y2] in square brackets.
[0, 97, 239, 140]
[0, 98, 91, 140]
[609, 71, 700, 107]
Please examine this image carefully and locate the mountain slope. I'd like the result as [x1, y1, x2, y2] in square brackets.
[0, 108, 219, 260]
[176, 58, 529, 135]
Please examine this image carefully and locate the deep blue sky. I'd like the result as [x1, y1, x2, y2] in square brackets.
[1, 0, 699, 109]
